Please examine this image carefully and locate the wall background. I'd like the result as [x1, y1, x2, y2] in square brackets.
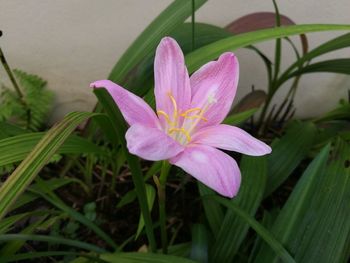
[1, 0, 350, 122]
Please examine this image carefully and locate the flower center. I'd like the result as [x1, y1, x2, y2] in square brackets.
[157, 92, 211, 145]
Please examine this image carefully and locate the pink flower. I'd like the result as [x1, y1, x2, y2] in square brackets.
[91, 37, 271, 198]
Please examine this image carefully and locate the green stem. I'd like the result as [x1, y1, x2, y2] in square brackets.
[156, 161, 171, 254]
[191, 0, 195, 51]
[0, 47, 23, 98]
[0, 46, 32, 128]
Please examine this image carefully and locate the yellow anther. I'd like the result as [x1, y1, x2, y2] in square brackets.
[157, 110, 172, 125]
[180, 108, 202, 116]
[181, 107, 207, 122]
[167, 92, 178, 120]
[168, 128, 191, 143]
[184, 115, 208, 122]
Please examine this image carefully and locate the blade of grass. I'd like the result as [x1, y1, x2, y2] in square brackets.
[101, 252, 197, 263]
[0, 111, 96, 220]
[277, 32, 350, 87]
[31, 178, 117, 250]
[185, 24, 350, 73]
[209, 196, 295, 263]
[0, 132, 104, 167]
[0, 234, 106, 253]
[211, 156, 267, 262]
[190, 224, 208, 263]
[2, 252, 104, 263]
[265, 121, 316, 197]
[256, 138, 350, 262]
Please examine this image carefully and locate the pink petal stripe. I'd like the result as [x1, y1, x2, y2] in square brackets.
[90, 80, 160, 128]
[192, 124, 271, 156]
[190, 53, 239, 131]
[170, 145, 241, 198]
[154, 37, 191, 127]
[126, 124, 184, 161]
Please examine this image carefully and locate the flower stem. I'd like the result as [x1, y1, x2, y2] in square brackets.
[155, 161, 171, 254]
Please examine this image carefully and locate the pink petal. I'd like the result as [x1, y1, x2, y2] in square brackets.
[190, 53, 239, 131]
[126, 124, 184, 161]
[154, 37, 191, 127]
[90, 80, 160, 128]
[170, 145, 241, 198]
[191, 124, 272, 156]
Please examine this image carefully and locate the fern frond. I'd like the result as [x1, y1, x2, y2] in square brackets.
[0, 69, 54, 131]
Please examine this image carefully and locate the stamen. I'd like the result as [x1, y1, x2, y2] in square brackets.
[157, 110, 172, 125]
[183, 115, 208, 122]
[180, 108, 202, 116]
[167, 92, 178, 120]
[168, 128, 191, 143]
[181, 108, 208, 122]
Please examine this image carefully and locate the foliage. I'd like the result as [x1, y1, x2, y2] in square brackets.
[0, 0, 350, 262]
[0, 69, 54, 131]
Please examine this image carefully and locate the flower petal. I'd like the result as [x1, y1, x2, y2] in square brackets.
[190, 52, 239, 131]
[90, 80, 159, 128]
[170, 145, 241, 198]
[154, 37, 191, 127]
[126, 124, 184, 161]
[192, 124, 272, 156]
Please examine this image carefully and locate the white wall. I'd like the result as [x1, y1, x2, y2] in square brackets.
[1, 0, 350, 122]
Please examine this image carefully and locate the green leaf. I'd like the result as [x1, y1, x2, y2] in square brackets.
[185, 24, 350, 73]
[0, 234, 106, 253]
[94, 88, 156, 251]
[109, 0, 207, 85]
[0, 111, 95, 220]
[278, 32, 350, 85]
[198, 183, 224, 236]
[210, 196, 295, 263]
[0, 122, 27, 139]
[314, 101, 350, 123]
[12, 177, 78, 211]
[255, 144, 330, 262]
[13, 69, 54, 131]
[0, 216, 46, 256]
[31, 178, 117, 250]
[190, 224, 208, 263]
[1, 252, 102, 263]
[101, 252, 197, 263]
[265, 121, 317, 197]
[125, 22, 232, 97]
[289, 58, 350, 78]
[136, 184, 156, 239]
[0, 132, 104, 167]
[223, 108, 258, 125]
[116, 190, 137, 209]
[257, 138, 350, 262]
[211, 156, 267, 262]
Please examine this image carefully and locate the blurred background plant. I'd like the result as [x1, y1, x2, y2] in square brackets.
[0, 0, 349, 262]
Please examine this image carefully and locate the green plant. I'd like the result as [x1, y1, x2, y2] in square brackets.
[0, 1, 349, 262]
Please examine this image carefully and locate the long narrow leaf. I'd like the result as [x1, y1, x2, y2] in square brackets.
[94, 88, 157, 251]
[210, 196, 295, 263]
[265, 121, 316, 197]
[289, 58, 350, 78]
[0, 112, 95, 220]
[109, 0, 207, 85]
[185, 24, 350, 73]
[0, 132, 104, 167]
[257, 138, 350, 262]
[101, 252, 196, 263]
[211, 156, 267, 262]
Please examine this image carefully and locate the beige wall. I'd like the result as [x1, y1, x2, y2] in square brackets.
[1, 0, 350, 122]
